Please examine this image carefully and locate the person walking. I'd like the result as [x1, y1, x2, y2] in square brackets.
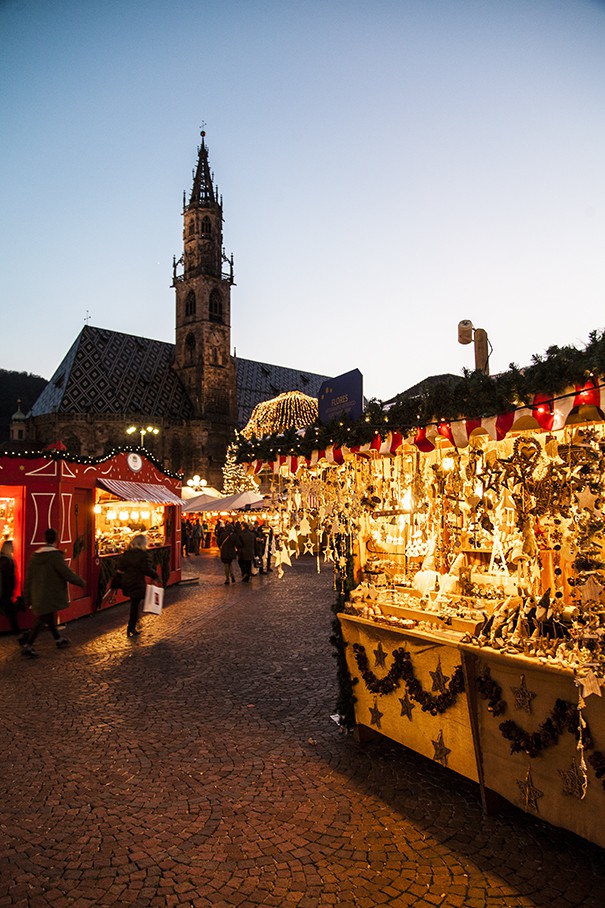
[181, 518, 192, 558]
[116, 534, 160, 638]
[261, 523, 275, 573]
[0, 540, 21, 635]
[21, 528, 85, 658]
[237, 522, 257, 582]
[191, 519, 203, 555]
[219, 525, 239, 585]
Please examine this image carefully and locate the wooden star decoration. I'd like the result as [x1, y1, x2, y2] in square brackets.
[576, 487, 599, 511]
[430, 658, 450, 693]
[511, 674, 536, 713]
[369, 699, 383, 729]
[373, 641, 387, 668]
[517, 766, 543, 813]
[303, 539, 315, 555]
[558, 759, 587, 800]
[399, 692, 415, 721]
[432, 729, 451, 767]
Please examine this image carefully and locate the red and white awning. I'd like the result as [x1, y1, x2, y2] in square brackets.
[97, 479, 182, 506]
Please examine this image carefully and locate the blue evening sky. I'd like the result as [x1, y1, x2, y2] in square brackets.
[1, 0, 604, 401]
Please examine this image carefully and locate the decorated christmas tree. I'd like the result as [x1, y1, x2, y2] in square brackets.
[222, 442, 258, 495]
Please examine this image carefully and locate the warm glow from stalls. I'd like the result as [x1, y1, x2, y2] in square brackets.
[94, 492, 167, 555]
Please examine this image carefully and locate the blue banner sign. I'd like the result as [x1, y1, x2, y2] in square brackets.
[318, 369, 364, 425]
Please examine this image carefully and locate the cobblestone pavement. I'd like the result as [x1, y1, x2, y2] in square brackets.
[2, 551, 605, 908]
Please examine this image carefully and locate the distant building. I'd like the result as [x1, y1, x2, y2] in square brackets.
[27, 132, 328, 487]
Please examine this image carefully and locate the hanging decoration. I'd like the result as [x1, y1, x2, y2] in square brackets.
[352, 643, 465, 714]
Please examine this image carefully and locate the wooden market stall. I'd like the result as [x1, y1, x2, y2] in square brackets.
[239, 365, 605, 849]
[0, 448, 183, 631]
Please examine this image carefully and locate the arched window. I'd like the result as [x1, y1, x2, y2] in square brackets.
[185, 332, 196, 365]
[201, 216, 211, 236]
[188, 219, 195, 236]
[185, 290, 196, 317]
[209, 288, 223, 323]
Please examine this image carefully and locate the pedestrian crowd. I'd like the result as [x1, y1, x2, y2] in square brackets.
[216, 519, 274, 585]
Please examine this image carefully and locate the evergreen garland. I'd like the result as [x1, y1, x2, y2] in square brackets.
[235, 330, 605, 463]
[476, 668, 594, 758]
[330, 539, 358, 731]
[352, 643, 465, 715]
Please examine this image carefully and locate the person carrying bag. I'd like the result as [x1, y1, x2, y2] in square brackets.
[116, 534, 160, 638]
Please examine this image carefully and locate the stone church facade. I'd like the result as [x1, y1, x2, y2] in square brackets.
[28, 133, 328, 488]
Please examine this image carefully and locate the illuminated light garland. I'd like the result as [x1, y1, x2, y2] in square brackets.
[0, 444, 182, 480]
[241, 390, 319, 439]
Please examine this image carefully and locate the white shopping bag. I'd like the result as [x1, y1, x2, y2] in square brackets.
[143, 584, 164, 615]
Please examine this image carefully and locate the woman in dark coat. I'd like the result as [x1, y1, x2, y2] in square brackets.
[219, 526, 239, 585]
[116, 534, 159, 637]
[0, 540, 20, 634]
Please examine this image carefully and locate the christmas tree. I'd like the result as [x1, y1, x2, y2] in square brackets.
[222, 442, 258, 495]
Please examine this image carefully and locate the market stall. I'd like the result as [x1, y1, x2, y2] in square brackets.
[0, 448, 182, 630]
[237, 355, 605, 848]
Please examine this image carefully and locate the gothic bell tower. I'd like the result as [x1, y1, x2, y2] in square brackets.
[173, 131, 236, 422]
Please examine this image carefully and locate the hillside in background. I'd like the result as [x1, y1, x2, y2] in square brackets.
[0, 370, 48, 441]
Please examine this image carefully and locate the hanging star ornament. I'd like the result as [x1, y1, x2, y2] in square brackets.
[511, 674, 537, 713]
[430, 657, 450, 693]
[373, 641, 387, 668]
[369, 699, 383, 728]
[399, 692, 415, 721]
[432, 729, 451, 767]
[576, 487, 599, 511]
[517, 766, 543, 813]
[558, 759, 588, 800]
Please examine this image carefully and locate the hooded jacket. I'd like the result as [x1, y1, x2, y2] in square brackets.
[24, 546, 85, 615]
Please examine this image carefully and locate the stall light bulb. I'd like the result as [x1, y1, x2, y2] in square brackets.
[141, 510, 150, 520]
[130, 510, 139, 520]
[400, 489, 413, 512]
[107, 510, 117, 521]
[119, 511, 129, 521]
[93, 504, 102, 514]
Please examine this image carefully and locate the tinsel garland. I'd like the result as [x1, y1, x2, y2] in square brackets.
[235, 329, 605, 463]
[352, 643, 465, 715]
[476, 668, 593, 758]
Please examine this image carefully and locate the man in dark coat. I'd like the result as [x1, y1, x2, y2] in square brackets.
[21, 528, 85, 658]
[237, 522, 257, 582]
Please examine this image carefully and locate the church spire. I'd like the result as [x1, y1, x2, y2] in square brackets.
[188, 131, 219, 209]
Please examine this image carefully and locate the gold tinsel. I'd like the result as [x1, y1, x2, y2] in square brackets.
[241, 390, 318, 440]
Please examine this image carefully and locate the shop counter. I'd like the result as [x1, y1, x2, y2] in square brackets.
[339, 613, 479, 783]
[462, 644, 605, 850]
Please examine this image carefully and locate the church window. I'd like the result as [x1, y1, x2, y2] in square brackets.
[201, 216, 211, 236]
[185, 332, 196, 365]
[209, 289, 223, 323]
[188, 219, 195, 236]
[185, 290, 196, 317]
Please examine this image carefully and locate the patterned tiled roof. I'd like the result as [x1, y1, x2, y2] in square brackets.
[29, 326, 330, 429]
[30, 326, 194, 420]
[236, 358, 329, 428]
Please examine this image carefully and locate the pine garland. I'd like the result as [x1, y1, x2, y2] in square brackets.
[476, 668, 593, 758]
[235, 330, 605, 463]
[352, 643, 465, 715]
